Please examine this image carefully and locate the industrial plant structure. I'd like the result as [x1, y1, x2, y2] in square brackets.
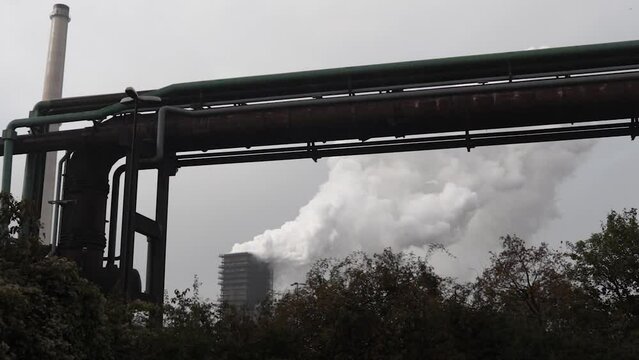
[6, 7, 639, 306]
[219, 253, 273, 309]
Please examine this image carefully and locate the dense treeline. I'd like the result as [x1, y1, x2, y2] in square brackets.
[1, 194, 638, 359]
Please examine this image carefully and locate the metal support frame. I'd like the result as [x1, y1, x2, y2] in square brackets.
[111, 155, 175, 304]
[146, 161, 174, 323]
[47, 151, 71, 256]
[117, 88, 163, 299]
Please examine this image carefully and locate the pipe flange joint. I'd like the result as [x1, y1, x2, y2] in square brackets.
[2, 129, 17, 140]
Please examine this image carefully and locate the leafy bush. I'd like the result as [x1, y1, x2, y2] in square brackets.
[1, 192, 639, 359]
[0, 194, 111, 360]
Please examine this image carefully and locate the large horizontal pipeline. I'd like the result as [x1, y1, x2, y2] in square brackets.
[5, 73, 639, 156]
[31, 40, 639, 116]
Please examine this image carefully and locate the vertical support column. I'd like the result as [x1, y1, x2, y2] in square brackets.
[119, 151, 140, 297]
[146, 159, 174, 320]
[22, 151, 46, 209]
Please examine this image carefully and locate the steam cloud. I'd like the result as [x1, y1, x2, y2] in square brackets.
[232, 141, 594, 287]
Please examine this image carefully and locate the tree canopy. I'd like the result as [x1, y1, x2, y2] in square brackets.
[1, 193, 638, 359]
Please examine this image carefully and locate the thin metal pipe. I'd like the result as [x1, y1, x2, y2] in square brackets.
[175, 122, 633, 167]
[177, 121, 632, 160]
[1, 132, 14, 194]
[106, 164, 126, 267]
[48, 151, 70, 256]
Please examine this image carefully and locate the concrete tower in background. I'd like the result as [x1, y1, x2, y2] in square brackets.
[41, 4, 70, 242]
[219, 253, 273, 309]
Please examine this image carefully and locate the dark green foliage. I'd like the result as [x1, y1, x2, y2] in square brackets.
[271, 250, 458, 359]
[569, 209, 639, 308]
[1, 193, 639, 359]
[472, 235, 608, 359]
[0, 194, 111, 360]
[568, 209, 639, 358]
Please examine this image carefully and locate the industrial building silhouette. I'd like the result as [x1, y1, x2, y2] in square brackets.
[219, 253, 273, 308]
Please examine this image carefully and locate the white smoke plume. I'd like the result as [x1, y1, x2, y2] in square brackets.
[232, 140, 594, 287]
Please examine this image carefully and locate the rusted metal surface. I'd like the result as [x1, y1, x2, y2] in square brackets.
[163, 78, 638, 152]
[5, 75, 639, 156]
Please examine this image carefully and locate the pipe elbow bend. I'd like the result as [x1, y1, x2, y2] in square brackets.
[2, 122, 19, 139]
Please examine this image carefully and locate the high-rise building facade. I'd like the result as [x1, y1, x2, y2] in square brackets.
[219, 252, 273, 309]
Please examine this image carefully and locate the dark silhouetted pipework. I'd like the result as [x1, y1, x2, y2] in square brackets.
[3, 40, 639, 304]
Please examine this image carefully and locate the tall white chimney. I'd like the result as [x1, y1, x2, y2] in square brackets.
[41, 4, 70, 242]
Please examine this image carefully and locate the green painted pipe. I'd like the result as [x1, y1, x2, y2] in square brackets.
[1, 102, 128, 194]
[21, 107, 46, 204]
[1, 130, 15, 194]
[6, 39, 639, 196]
[28, 39, 639, 118]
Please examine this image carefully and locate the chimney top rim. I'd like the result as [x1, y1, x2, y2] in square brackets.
[50, 4, 70, 21]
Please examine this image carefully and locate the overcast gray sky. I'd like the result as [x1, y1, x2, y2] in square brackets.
[2, 0, 639, 299]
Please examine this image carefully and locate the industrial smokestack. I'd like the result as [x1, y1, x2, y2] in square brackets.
[41, 4, 70, 242]
[43, 4, 70, 101]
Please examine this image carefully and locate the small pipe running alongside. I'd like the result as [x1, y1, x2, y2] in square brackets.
[48, 151, 70, 256]
[106, 164, 126, 267]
